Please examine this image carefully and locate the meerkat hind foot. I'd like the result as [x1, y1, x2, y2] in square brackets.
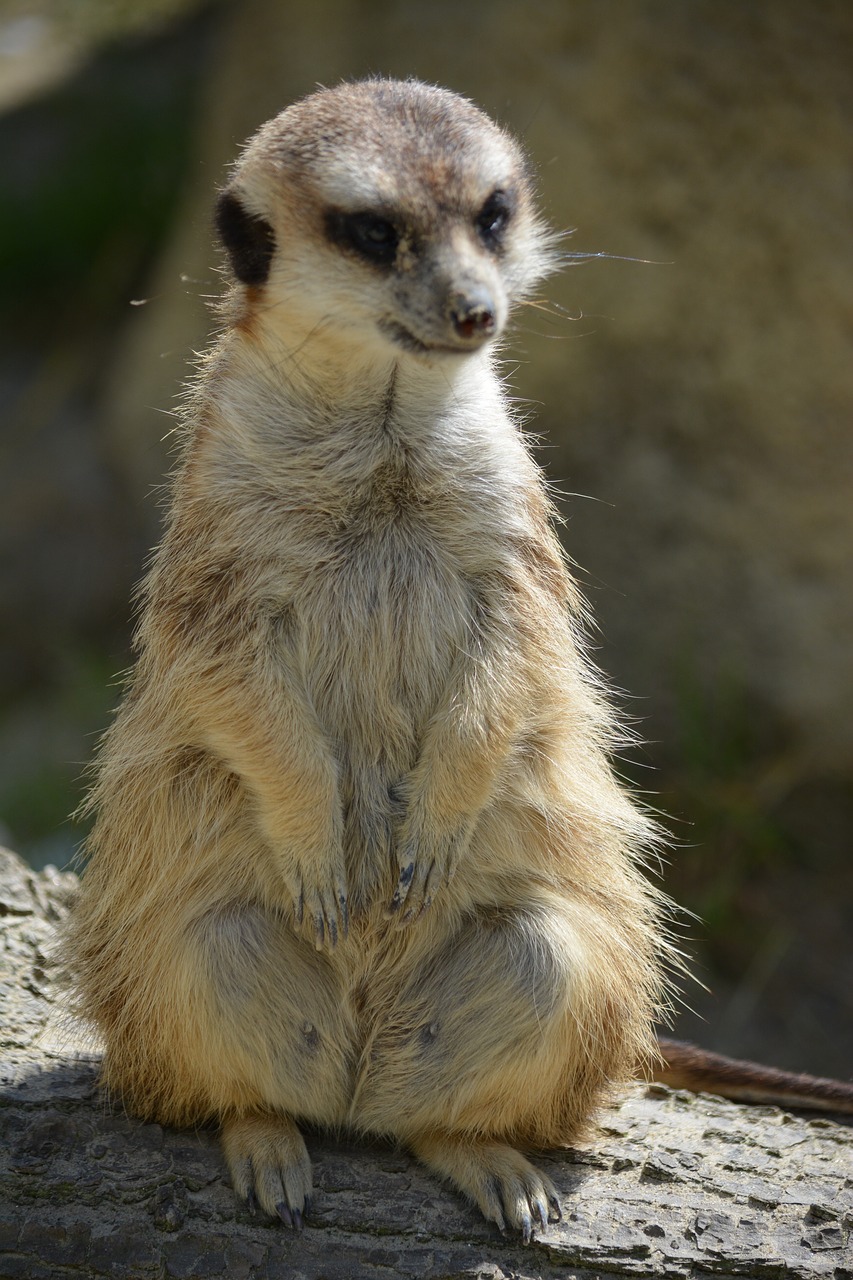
[221, 1112, 312, 1228]
[411, 1132, 561, 1243]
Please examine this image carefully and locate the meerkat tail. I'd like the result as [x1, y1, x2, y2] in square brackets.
[654, 1035, 853, 1114]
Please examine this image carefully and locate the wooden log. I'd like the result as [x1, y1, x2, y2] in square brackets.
[2, 846, 851, 1279]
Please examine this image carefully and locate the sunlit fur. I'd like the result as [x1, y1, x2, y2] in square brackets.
[66, 79, 673, 1239]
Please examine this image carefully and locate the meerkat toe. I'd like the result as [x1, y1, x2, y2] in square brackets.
[226, 1149, 255, 1206]
[410, 1133, 561, 1242]
[489, 1159, 559, 1243]
[399, 867, 435, 923]
[221, 1113, 313, 1224]
[391, 852, 445, 924]
[387, 858, 415, 915]
[301, 881, 348, 950]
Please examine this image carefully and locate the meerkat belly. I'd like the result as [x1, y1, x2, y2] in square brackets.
[293, 516, 472, 898]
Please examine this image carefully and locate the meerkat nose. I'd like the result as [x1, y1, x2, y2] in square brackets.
[449, 289, 497, 341]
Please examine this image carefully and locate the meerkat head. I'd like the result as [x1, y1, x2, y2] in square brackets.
[215, 79, 555, 362]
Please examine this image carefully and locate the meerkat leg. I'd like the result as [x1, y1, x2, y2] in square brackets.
[194, 664, 347, 950]
[152, 618, 347, 951]
[194, 902, 356, 1221]
[352, 883, 651, 1235]
[195, 903, 355, 1118]
[97, 894, 355, 1219]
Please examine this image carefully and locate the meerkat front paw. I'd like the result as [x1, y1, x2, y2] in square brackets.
[387, 809, 475, 923]
[280, 859, 348, 950]
[222, 1112, 313, 1228]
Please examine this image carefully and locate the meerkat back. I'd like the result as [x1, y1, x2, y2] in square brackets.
[67, 78, 670, 1242]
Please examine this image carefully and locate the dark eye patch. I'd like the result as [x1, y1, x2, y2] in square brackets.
[325, 210, 401, 266]
[215, 190, 276, 286]
[475, 189, 514, 250]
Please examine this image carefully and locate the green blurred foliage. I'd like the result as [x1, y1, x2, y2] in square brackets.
[0, 8, 207, 332]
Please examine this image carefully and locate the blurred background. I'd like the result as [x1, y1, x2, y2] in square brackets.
[1, 0, 851, 1078]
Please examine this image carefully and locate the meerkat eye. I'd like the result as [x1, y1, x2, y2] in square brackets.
[475, 190, 513, 249]
[325, 210, 401, 266]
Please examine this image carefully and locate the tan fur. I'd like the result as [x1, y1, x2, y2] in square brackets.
[65, 79, 672, 1241]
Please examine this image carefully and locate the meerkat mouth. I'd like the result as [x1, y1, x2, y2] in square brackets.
[380, 318, 494, 357]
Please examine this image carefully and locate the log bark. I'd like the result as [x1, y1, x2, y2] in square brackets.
[2, 846, 851, 1279]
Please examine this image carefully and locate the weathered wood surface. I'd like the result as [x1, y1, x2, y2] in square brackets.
[2, 846, 851, 1279]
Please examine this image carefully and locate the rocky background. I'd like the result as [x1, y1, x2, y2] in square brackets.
[1, 0, 851, 1077]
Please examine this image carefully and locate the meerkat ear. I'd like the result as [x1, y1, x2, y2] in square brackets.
[215, 189, 276, 286]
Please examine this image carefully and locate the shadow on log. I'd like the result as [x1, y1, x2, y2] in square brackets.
[2, 846, 851, 1279]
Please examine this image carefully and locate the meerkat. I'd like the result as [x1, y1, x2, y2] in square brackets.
[66, 78, 852, 1244]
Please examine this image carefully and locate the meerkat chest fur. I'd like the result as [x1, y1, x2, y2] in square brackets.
[208, 356, 523, 709]
[183, 338, 543, 904]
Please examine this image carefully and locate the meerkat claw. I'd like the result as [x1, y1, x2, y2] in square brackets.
[387, 861, 415, 916]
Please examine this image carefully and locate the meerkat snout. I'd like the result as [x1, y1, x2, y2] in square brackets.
[448, 286, 497, 342]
